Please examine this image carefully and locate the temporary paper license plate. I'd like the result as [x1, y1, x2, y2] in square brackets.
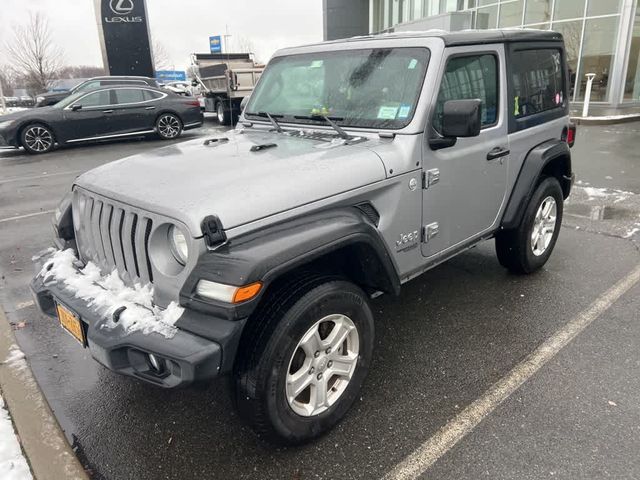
[56, 302, 86, 346]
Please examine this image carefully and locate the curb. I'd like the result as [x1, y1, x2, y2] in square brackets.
[570, 114, 640, 125]
[0, 307, 88, 480]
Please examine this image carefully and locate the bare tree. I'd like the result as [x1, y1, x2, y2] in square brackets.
[0, 71, 14, 97]
[5, 13, 65, 94]
[232, 35, 255, 55]
[57, 65, 107, 79]
[152, 37, 172, 71]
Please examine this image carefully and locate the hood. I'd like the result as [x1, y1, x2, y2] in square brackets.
[38, 91, 68, 99]
[75, 130, 386, 235]
[0, 107, 55, 122]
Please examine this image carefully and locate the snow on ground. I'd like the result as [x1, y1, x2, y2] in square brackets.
[0, 395, 33, 480]
[38, 249, 184, 338]
[579, 185, 634, 204]
[0, 107, 28, 115]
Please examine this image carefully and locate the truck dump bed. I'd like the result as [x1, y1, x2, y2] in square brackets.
[192, 53, 264, 99]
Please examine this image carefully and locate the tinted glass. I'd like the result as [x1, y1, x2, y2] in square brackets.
[553, 0, 585, 21]
[624, 2, 640, 100]
[511, 49, 564, 118]
[587, 0, 622, 17]
[476, 5, 498, 28]
[246, 48, 430, 129]
[115, 88, 145, 104]
[433, 54, 498, 133]
[576, 16, 619, 101]
[524, 0, 552, 24]
[143, 90, 163, 100]
[75, 80, 101, 93]
[499, 0, 524, 28]
[77, 90, 111, 107]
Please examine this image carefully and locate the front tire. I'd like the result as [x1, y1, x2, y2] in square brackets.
[156, 113, 182, 140]
[21, 124, 55, 154]
[234, 276, 374, 444]
[496, 176, 564, 274]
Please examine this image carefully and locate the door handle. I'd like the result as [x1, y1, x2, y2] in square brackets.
[102, 109, 114, 114]
[145, 106, 156, 110]
[486, 146, 510, 161]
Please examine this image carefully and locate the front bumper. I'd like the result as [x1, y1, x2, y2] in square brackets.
[30, 254, 240, 388]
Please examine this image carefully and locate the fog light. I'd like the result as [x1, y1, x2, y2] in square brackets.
[147, 353, 164, 373]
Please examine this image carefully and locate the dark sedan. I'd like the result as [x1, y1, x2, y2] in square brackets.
[0, 86, 203, 154]
[36, 76, 158, 107]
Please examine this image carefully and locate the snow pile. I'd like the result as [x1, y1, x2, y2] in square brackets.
[1, 346, 27, 372]
[582, 186, 634, 204]
[0, 396, 32, 480]
[38, 249, 183, 338]
[1, 107, 28, 114]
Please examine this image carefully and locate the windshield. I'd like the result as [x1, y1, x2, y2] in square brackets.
[245, 47, 429, 130]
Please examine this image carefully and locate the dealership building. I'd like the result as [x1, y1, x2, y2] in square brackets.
[323, 0, 640, 114]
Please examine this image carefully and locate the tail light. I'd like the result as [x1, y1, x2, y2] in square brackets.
[184, 100, 200, 107]
[562, 122, 576, 148]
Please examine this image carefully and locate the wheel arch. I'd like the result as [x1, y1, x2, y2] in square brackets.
[154, 110, 183, 126]
[16, 120, 58, 146]
[501, 139, 572, 230]
[179, 207, 401, 323]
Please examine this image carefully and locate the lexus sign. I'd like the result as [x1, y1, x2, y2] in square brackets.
[94, 0, 154, 76]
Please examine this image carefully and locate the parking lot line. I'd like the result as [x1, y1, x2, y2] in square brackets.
[384, 263, 640, 480]
[0, 170, 83, 185]
[0, 210, 55, 224]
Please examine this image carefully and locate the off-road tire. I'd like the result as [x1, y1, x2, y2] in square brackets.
[234, 274, 374, 444]
[496, 176, 564, 274]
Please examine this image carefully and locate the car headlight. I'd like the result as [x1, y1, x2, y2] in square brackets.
[168, 225, 189, 265]
[0, 120, 14, 129]
[36, 96, 45, 102]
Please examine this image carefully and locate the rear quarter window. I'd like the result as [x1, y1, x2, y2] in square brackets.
[510, 49, 565, 118]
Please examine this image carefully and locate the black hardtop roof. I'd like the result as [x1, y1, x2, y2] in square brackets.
[335, 28, 563, 47]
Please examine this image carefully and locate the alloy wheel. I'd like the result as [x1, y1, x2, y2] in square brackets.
[157, 115, 181, 138]
[23, 126, 53, 152]
[531, 196, 557, 256]
[286, 314, 359, 417]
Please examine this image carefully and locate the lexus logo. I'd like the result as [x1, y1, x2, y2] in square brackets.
[109, 0, 134, 15]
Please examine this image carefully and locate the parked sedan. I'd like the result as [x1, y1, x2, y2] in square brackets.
[0, 86, 203, 154]
[35, 76, 159, 107]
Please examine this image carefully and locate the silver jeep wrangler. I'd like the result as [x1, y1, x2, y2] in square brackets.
[32, 29, 575, 444]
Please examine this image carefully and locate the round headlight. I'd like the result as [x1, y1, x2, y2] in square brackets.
[168, 225, 189, 265]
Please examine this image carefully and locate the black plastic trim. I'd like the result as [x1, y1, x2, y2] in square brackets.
[501, 139, 572, 230]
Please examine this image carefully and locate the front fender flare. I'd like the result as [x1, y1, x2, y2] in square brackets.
[179, 207, 400, 321]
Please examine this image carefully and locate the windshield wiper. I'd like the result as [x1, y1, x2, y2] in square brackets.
[246, 111, 284, 132]
[293, 115, 351, 140]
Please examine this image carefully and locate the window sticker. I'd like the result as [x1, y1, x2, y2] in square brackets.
[309, 60, 324, 68]
[514, 96, 520, 116]
[408, 58, 418, 69]
[397, 104, 412, 118]
[377, 105, 399, 120]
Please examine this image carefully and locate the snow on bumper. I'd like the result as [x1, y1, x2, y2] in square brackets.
[30, 249, 222, 387]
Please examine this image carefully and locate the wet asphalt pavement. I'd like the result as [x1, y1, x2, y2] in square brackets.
[1, 120, 640, 479]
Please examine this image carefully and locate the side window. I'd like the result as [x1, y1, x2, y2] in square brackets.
[511, 49, 564, 118]
[143, 90, 163, 101]
[76, 90, 111, 107]
[433, 54, 498, 134]
[115, 88, 146, 104]
[75, 80, 100, 93]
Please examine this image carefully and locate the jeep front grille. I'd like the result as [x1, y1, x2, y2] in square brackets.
[73, 189, 154, 285]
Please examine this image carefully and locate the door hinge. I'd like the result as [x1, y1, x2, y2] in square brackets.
[422, 168, 440, 189]
[422, 222, 439, 243]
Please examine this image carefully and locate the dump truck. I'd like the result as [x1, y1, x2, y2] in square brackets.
[191, 52, 264, 125]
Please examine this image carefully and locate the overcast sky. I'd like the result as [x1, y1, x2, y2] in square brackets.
[0, 0, 323, 71]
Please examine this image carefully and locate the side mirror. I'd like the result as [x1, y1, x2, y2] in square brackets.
[191, 80, 198, 87]
[442, 99, 482, 138]
[430, 99, 482, 150]
[71, 104, 82, 111]
[240, 96, 250, 112]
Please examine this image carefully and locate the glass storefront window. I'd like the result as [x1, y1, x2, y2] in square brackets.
[499, 0, 523, 27]
[524, 0, 552, 24]
[479, 0, 497, 6]
[552, 20, 583, 98]
[624, 4, 640, 100]
[554, 0, 585, 21]
[476, 4, 498, 28]
[576, 16, 619, 101]
[587, 0, 622, 17]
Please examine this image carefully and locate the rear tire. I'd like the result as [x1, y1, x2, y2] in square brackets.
[496, 176, 563, 274]
[216, 99, 235, 126]
[20, 123, 55, 154]
[234, 275, 374, 444]
[156, 113, 182, 140]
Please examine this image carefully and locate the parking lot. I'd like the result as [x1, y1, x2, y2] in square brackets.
[1, 120, 640, 479]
